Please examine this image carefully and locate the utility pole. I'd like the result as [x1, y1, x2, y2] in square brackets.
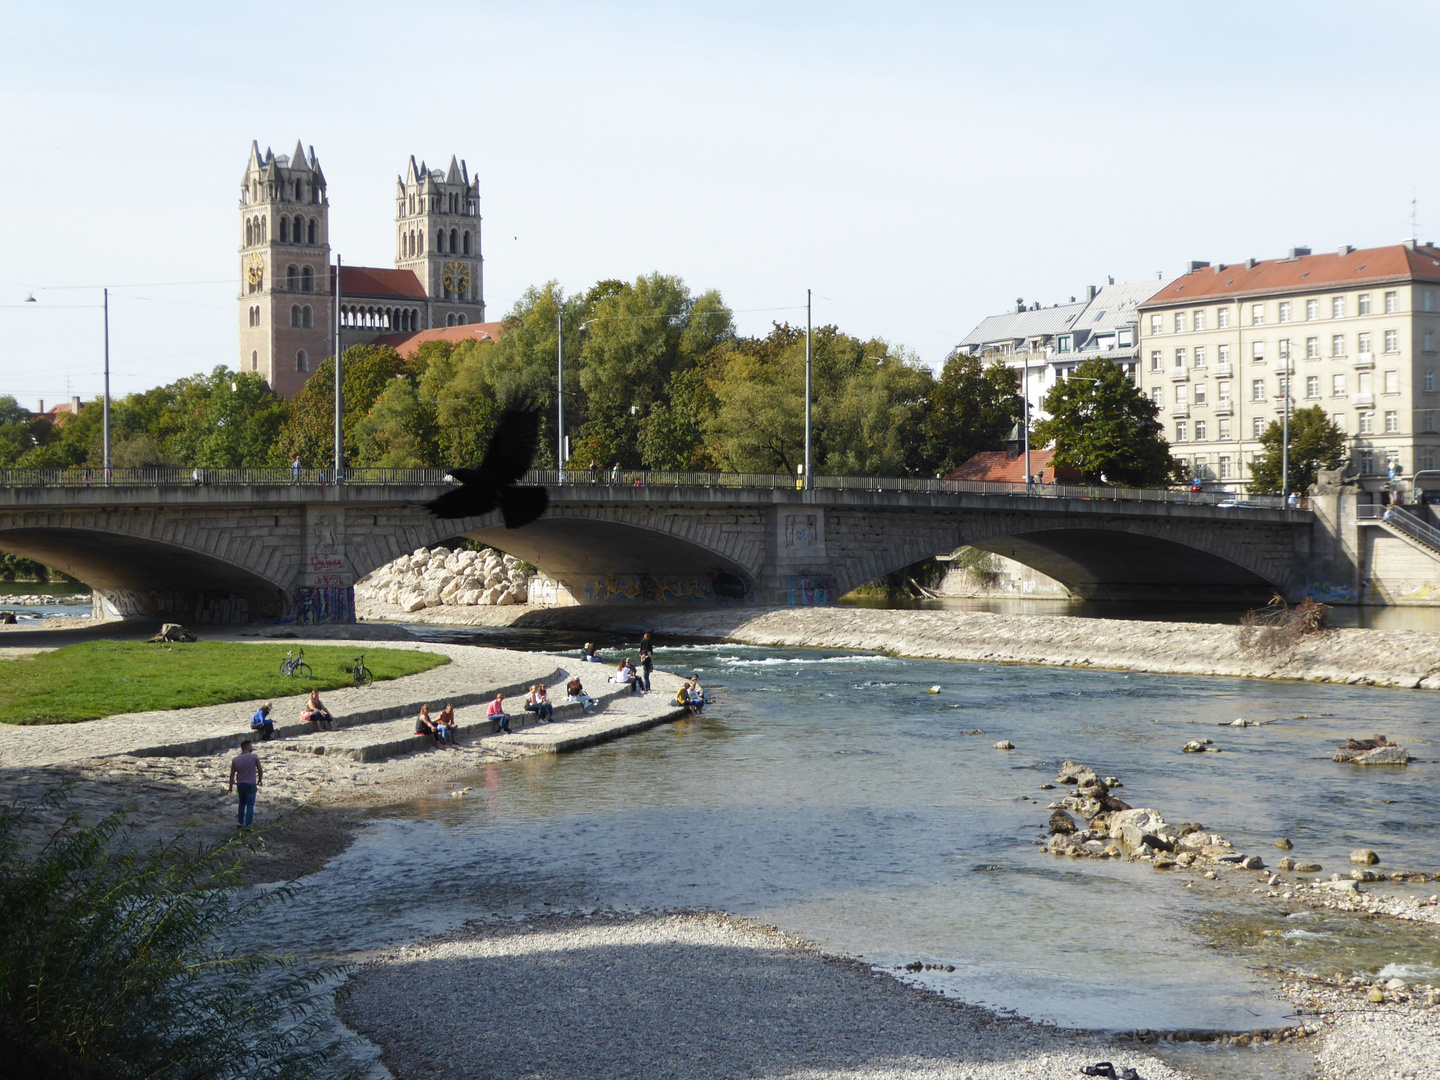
[557, 302, 565, 479]
[804, 289, 812, 491]
[334, 255, 343, 482]
[1022, 354, 1031, 484]
[1282, 363, 1290, 499]
[102, 287, 111, 481]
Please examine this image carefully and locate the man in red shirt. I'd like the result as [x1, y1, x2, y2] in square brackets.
[228, 741, 263, 828]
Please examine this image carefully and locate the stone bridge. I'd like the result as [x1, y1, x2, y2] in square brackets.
[0, 478, 1316, 623]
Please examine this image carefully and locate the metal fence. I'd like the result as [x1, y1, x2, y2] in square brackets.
[0, 465, 1307, 510]
[1363, 503, 1440, 551]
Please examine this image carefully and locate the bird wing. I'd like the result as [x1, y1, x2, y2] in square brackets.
[423, 486, 499, 520]
[479, 409, 543, 487]
[499, 486, 549, 529]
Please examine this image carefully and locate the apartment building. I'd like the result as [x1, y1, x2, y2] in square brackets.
[953, 277, 1174, 420]
[1137, 242, 1440, 494]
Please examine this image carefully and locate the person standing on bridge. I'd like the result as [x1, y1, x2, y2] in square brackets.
[588, 460, 597, 484]
[610, 461, 621, 487]
[291, 456, 302, 483]
[228, 740, 263, 829]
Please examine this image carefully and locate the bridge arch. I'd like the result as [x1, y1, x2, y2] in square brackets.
[0, 524, 288, 622]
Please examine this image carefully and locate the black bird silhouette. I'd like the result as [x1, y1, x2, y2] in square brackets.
[421, 408, 549, 528]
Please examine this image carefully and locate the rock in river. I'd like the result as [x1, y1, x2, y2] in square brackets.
[1349, 848, 1380, 865]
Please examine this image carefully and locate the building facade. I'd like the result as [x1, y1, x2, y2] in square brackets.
[952, 277, 1173, 420]
[238, 142, 485, 397]
[1137, 243, 1440, 495]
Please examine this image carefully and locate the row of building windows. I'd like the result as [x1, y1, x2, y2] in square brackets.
[1150, 368, 1429, 405]
[398, 227, 473, 259]
[243, 214, 322, 247]
[285, 265, 315, 292]
[243, 179, 323, 205]
[1148, 290, 1426, 335]
[1147, 329, 1421, 370]
[340, 305, 419, 332]
[401, 192, 476, 217]
[246, 305, 261, 327]
[1170, 409, 1428, 444]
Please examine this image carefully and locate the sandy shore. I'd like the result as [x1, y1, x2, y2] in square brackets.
[361, 599, 1440, 689]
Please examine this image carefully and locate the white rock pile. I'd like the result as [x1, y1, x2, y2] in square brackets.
[356, 545, 533, 613]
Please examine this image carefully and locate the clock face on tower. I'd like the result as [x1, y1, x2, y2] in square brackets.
[245, 253, 264, 288]
[442, 261, 470, 297]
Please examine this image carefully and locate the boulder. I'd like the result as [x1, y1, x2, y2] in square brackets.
[411, 547, 430, 566]
[1056, 761, 1099, 786]
[1108, 808, 1166, 838]
[993, 740, 1014, 750]
[1353, 746, 1411, 765]
[1293, 862, 1323, 873]
[1278, 856, 1296, 871]
[1048, 810, 1078, 835]
[1240, 855, 1265, 870]
[1274, 838, 1293, 850]
[456, 589, 482, 606]
[1349, 849, 1380, 865]
[1323, 879, 1361, 894]
[495, 590, 515, 607]
[1349, 868, 1382, 882]
[1182, 739, 1214, 753]
[400, 593, 426, 613]
[1179, 832, 1213, 851]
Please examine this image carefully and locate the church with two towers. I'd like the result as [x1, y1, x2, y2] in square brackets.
[237, 140, 488, 396]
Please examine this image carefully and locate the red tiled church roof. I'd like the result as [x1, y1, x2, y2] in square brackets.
[1140, 243, 1440, 308]
[943, 448, 1079, 484]
[371, 322, 506, 358]
[339, 265, 427, 300]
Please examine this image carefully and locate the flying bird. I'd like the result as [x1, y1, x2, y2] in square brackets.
[420, 408, 549, 528]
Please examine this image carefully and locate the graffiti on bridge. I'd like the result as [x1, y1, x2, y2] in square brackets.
[583, 569, 752, 604]
[785, 575, 836, 605]
[293, 586, 355, 625]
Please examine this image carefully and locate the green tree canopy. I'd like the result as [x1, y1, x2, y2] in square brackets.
[1247, 405, 1348, 494]
[275, 345, 410, 466]
[1032, 356, 1181, 487]
[918, 355, 1024, 475]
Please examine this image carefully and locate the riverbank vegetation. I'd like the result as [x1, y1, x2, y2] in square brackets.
[0, 791, 356, 1078]
[0, 642, 448, 725]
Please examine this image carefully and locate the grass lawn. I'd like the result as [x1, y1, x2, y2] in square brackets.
[0, 641, 450, 725]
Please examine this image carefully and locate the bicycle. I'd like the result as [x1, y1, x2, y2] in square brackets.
[280, 649, 312, 679]
[345, 654, 374, 686]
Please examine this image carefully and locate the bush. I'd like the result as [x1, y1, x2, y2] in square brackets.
[1237, 595, 1330, 657]
[0, 790, 358, 1080]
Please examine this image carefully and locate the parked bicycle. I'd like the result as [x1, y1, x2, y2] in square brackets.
[346, 654, 374, 686]
[280, 648, 312, 679]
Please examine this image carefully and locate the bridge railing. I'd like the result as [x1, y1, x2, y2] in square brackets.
[0, 465, 1305, 510]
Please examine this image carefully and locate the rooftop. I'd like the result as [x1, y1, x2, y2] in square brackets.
[340, 266, 427, 301]
[371, 322, 506, 358]
[1140, 242, 1440, 308]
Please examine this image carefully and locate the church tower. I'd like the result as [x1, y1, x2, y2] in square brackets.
[238, 141, 332, 397]
[394, 155, 485, 326]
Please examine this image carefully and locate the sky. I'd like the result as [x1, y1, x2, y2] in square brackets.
[3, 1, 1440, 405]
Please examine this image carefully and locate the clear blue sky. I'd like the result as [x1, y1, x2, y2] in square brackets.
[3, 1, 1439, 404]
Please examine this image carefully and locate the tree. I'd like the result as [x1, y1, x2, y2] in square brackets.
[274, 345, 410, 467]
[1032, 356, 1181, 487]
[1247, 405, 1348, 494]
[918, 355, 1023, 475]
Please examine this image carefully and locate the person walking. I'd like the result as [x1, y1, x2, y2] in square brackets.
[588, 460, 598, 485]
[250, 703, 274, 742]
[228, 740, 263, 829]
[610, 461, 621, 487]
[638, 632, 654, 693]
[291, 456, 302, 483]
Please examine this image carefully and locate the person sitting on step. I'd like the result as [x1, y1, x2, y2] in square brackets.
[301, 689, 334, 731]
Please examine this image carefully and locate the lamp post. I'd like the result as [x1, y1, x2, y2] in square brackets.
[102, 288, 111, 481]
[1275, 353, 1293, 499]
[334, 255, 343, 482]
[804, 289, 812, 492]
[557, 304, 565, 479]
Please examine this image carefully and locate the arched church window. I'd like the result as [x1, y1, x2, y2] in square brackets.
[462, 231, 470, 255]
[308, 218, 317, 244]
[291, 305, 301, 328]
[446, 313, 455, 327]
[303, 306, 312, 328]
[286, 265, 298, 291]
[301, 266, 313, 292]
[279, 218, 289, 243]
[296, 350, 308, 372]
[260, 216, 267, 241]
[295, 180, 303, 201]
[245, 220, 253, 246]
[449, 228, 458, 253]
[294, 215, 305, 243]
[457, 314, 466, 325]
[417, 232, 423, 254]
[437, 229, 444, 252]
[251, 350, 258, 371]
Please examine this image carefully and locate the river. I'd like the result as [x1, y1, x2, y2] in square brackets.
[276, 630, 1439, 1070]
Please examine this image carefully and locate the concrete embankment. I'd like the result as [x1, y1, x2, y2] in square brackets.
[360, 601, 1440, 690]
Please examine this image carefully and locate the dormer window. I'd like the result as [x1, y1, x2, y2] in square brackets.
[1057, 335, 1072, 353]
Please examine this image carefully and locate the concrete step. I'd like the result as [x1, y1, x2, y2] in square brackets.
[132, 665, 567, 759]
[276, 672, 653, 763]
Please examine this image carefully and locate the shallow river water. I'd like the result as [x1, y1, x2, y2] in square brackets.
[283, 636, 1440, 1048]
